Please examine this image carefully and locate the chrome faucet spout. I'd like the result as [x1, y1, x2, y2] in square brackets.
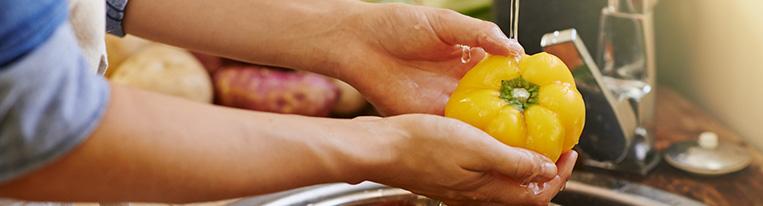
[493, 0, 660, 174]
[541, 29, 659, 175]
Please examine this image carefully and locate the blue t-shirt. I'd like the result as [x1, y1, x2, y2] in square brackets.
[0, 0, 110, 182]
[0, 0, 67, 67]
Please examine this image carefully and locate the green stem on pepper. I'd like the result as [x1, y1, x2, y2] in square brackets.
[499, 77, 539, 111]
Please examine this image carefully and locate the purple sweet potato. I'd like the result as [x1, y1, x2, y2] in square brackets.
[213, 66, 339, 117]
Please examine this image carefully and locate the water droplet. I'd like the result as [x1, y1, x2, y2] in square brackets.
[458, 45, 472, 64]
[513, 54, 522, 62]
[527, 182, 543, 195]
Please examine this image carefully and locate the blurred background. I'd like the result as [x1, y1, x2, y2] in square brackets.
[655, 0, 763, 152]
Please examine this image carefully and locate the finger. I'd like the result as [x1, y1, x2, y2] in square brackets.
[526, 151, 579, 204]
[449, 47, 487, 78]
[436, 151, 577, 206]
[451, 123, 557, 183]
[427, 8, 525, 56]
[411, 47, 487, 78]
[556, 150, 579, 181]
[466, 175, 558, 205]
[487, 145, 558, 183]
[520, 151, 579, 206]
[420, 176, 560, 205]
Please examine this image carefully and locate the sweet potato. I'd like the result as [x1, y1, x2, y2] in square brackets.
[214, 66, 339, 116]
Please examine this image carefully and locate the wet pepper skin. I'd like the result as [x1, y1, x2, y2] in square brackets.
[445, 53, 585, 162]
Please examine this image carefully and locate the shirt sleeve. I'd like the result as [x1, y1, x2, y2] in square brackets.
[106, 0, 129, 36]
[0, 0, 67, 67]
[0, 22, 110, 183]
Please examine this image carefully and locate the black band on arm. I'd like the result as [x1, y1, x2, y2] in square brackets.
[105, 0, 129, 36]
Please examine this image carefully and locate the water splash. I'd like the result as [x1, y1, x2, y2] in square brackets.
[458, 45, 472, 64]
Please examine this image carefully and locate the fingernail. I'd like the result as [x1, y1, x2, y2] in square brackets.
[570, 150, 580, 160]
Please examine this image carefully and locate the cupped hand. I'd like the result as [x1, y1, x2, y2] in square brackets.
[442, 151, 577, 206]
[336, 3, 524, 115]
[349, 115, 576, 206]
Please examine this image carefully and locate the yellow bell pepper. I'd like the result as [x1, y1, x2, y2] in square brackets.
[445, 53, 585, 162]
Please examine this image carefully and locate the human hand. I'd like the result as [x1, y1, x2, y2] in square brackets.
[123, 0, 518, 116]
[344, 115, 576, 205]
[334, 3, 524, 115]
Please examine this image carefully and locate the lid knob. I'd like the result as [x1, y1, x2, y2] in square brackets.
[698, 132, 719, 149]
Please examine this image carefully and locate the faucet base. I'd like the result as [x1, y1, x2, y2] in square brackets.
[577, 140, 661, 175]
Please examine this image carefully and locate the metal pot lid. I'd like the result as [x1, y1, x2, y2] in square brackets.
[665, 132, 752, 175]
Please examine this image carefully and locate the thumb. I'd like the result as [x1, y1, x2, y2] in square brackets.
[454, 122, 558, 183]
[486, 144, 558, 183]
[427, 9, 525, 56]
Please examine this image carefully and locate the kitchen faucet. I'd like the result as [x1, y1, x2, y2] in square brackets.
[496, 0, 660, 174]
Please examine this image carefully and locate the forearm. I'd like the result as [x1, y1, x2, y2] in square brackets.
[0, 84, 369, 203]
[123, 0, 364, 77]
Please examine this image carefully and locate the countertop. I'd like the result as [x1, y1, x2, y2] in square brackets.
[586, 88, 763, 206]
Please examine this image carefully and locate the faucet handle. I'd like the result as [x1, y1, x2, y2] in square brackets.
[541, 29, 638, 162]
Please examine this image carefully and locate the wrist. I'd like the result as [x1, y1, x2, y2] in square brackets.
[302, 1, 375, 81]
[326, 116, 407, 184]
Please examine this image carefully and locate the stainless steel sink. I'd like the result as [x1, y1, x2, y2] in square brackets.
[229, 172, 704, 206]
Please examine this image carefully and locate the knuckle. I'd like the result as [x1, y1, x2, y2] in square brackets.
[476, 21, 502, 44]
[482, 21, 500, 30]
[512, 151, 535, 179]
[428, 8, 465, 29]
[450, 172, 491, 191]
[476, 28, 494, 43]
[434, 7, 460, 17]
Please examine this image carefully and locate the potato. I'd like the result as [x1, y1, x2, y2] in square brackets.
[110, 45, 214, 103]
[331, 79, 368, 116]
[214, 66, 339, 116]
[104, 35, 153, 77]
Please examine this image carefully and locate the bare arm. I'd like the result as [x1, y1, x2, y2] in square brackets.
[0, 84, 368, 202]
[123, 0, 524, 115]
[123, 0, 362, 76]
[0, 84, 568, 205]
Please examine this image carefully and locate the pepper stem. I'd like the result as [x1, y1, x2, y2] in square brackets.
[512, 88, 530, 103]
[500, 77, 539, 111]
